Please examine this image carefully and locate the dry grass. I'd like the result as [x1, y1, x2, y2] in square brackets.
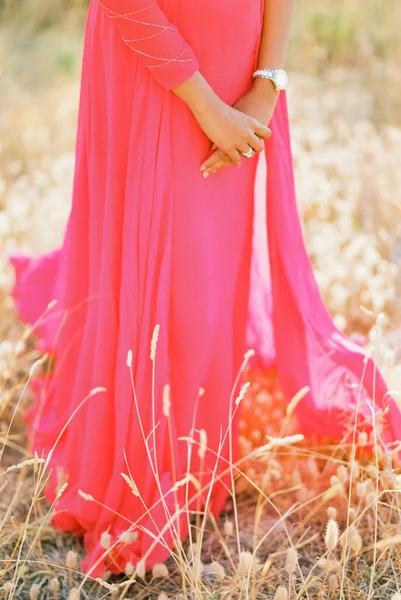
[1, 2, 401, 599]
[1, 319, 401, 599]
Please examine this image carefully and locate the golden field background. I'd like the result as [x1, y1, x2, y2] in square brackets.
[1, 1, 401, 599]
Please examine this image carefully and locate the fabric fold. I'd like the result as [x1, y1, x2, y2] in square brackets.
[260, 90, 401, 447]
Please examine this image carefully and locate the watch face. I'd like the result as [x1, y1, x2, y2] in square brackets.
[274, 70, 288, 90]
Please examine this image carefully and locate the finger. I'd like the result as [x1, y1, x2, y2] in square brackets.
[200, 149, 226, 171]
[202, 155, 231, 176]
[202, 160, 228, 177]
[224, 147, 242, 167]
[202, 157, 226, 176]
[248, 133, 264, 153]
[202, 152, 231, 174]
[237, 140, 254, 156]
[212, 161, 231, 174]
[252, 120, 272, 140]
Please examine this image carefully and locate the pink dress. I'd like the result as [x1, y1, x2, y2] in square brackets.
[8, 0, 401, 578]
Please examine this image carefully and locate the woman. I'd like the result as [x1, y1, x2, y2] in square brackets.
[9, 0, 401, 578]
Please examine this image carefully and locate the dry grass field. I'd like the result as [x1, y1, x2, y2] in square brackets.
[1, 1, 401, 598]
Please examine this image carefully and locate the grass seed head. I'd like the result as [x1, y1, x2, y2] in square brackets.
[337, 464, 348, 483]
[189, 556, 203, 582]
[356, 481, 367, 499]
[317, 558, 340, 572]
[78, 489, 95, 502]
[121, 472, 140, 496]
[67, 589, 81, 600]
[100, 531, 111, 549]
[238, 551, 257, 576]
[330, 475, 340, 487]
[235, 381, 251, 406]
[365, 490, 377, 506]
[119, 529, 138, 543]
[66, 549, 78, 569]
[152, 563, 169, 578]
[328, 573, 339, 591]
[327, 506, 337, 519]
[285, 547, 298, 574]
[224, 518, 234, 536]
[349, 525, 363, 554]
[135, 559, 146, 579]
[150, 324, 160, 360]
[325, 519, 340, 553]
[351, 461, 360, 480]
[18, 565, 28, 577]
[30, 583, 40, 600]
[244, 349, 255, 362]
[358, 431, 368, 446]
[273, 586, 288, 600]
[49, 577, 60, 594]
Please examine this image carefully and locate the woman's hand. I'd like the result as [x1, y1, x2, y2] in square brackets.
[199, 79, 279, 177]
[192, 95, 271, 168]
[173, 71, 271, 167]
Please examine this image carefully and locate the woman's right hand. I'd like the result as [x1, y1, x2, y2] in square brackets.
[173, 71, 271, 166]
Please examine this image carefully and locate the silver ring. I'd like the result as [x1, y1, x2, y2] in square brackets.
[242, 146, 255, 159]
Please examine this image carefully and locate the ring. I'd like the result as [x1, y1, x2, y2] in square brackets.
[242, 146, 255, 159]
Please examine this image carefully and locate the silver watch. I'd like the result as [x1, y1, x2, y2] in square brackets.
[253, 68, 288, 92]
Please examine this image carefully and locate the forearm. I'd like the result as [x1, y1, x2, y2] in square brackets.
[252, 0, 294, 99]
[172, 71, 221, 116]
[173, 1, 296, 119]
[197, 0, 294, 174]
[175, 1, 296, 112]
[257, 0, 294, 69]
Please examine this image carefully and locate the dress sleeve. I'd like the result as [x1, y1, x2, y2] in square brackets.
[95, 0, 199, 90]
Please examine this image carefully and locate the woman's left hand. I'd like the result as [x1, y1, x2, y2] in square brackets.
[200, 81, 279, 178]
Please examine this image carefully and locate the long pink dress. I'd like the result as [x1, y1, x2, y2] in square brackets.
[8, 0, 401, 578]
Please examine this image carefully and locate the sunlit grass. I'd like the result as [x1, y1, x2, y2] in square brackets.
[1, 314, 401, 598]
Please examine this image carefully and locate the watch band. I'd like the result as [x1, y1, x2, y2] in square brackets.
[252, 68, 288, 91]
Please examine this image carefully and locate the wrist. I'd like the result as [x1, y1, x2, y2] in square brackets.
[173, 71, 221, 117]
[251, 76, 280, 104]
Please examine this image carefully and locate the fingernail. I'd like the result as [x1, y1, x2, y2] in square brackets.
[202, 171, 209, 178]
[200, 165, 206, 171]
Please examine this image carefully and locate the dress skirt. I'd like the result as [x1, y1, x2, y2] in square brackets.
[8, 0, 401, 578]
